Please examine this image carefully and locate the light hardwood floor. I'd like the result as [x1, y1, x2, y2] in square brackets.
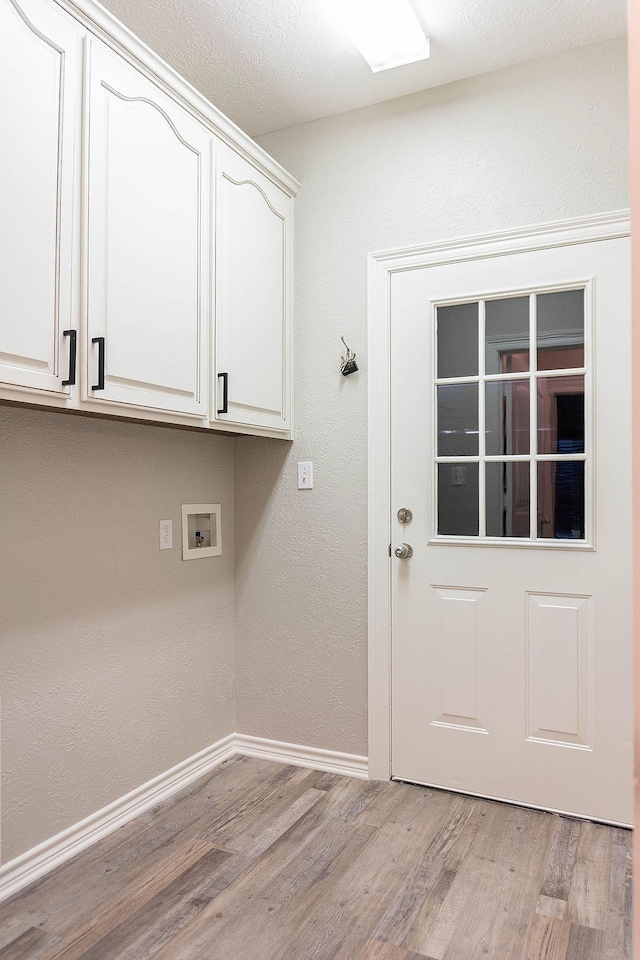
[0, 757, 631, 959]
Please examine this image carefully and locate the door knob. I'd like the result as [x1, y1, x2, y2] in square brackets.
[395, 542, 413, 559]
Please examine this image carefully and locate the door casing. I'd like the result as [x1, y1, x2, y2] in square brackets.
[366, 210, 631, 786]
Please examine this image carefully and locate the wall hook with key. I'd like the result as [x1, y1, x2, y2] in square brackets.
[340, 336, 359, 376]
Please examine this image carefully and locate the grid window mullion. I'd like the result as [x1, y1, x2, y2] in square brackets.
[478, 300, 486, 538]
[529, 293, 537, 540]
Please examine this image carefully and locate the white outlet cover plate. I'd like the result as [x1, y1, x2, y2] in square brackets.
[160, 519, 173, 549]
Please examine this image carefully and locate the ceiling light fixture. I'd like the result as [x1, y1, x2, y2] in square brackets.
[320, 0, 430, 73]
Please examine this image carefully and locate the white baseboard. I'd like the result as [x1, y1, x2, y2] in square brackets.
[235, 733, 369, 780]
[0, 733, 236, 905]
[0, 733, 368, 904]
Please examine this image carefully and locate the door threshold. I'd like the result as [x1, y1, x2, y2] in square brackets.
[391, 776, 632, 830]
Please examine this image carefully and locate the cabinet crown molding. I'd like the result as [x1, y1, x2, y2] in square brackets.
[54, 0, 301, 197]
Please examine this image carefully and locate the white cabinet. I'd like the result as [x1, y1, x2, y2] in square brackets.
[214, 145, 293, 435]
[0, 0, 80, 396]
[0, 0, 297, 437]
[84, 39, 211, 418]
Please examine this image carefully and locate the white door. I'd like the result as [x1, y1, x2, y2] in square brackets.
[0, 0, 80, 396]
[214, 144, 292, 434]
[391, 235, 632, 824]
[85, 39, 211, 417]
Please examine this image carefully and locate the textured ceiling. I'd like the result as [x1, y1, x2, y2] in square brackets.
[100, 0, 626, 136]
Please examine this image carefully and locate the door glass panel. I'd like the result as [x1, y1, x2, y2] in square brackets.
[485, 296, 530, 374]
[538, 461, 585, 539]
[433, 286, 588, 543]
[485, 380, 530, 456]
[438, 463, 479, 536]
[537, 290, 584, 371]
[437, 302, 478, 378]
[537, 376, 585, 455]
[437, 383, 479, 456]
[486, 462, 530, 537]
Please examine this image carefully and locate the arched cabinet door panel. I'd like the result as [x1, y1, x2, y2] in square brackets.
[0, 0, 80, 396]
[85, 39, 211, 418]
[214, 144, 293, 435]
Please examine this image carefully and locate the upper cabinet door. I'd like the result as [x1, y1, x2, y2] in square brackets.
[85, 39, 211, 417]
[214, 144, 293, 435]
[0, 0, 80, 396]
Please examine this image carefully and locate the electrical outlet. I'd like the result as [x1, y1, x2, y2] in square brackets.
[160, 519, 173, 549]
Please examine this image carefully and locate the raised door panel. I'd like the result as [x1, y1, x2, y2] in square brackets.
[430, 586, 488, 733]
[526, 592, 592, 747]
[0, 0, 80, 396]
[85, 39, 210, 417]
[214, 144, 292, 434]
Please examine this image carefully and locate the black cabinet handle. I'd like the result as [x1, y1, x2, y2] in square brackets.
[92, 336, 105, 390]
[217, 371, 228, 414]
[62, 329, 77, 386]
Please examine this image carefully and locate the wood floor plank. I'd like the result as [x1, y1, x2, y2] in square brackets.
[524, 915, 571, 960]
[149, 779, 429, 960]
[73, 846, 232, 960]
[565, 823, 614, 930]
[0, 756, 283, 944]
[264, 815, 446, 960]
[37, 838, 218, 960]
[282, 784, 464, 956]
[0, 760, 630, 960]
[415, 803, 509, 957]
[0, 823, 223, 958]
[359, 780, 424, 828]
[394, 801, 492, 954]
[419, 804, 554, 959]
[357, 940, 411, 959]
[485, 811, 557, 959]
[226, 787, 327, 857]
[148, 784, 382, 959]
[536, 895, 568, 920]
[357, 940, 429, 959]
[374, 794, 481, 950]
[601, 832, 633, 960]
[202, 782, 326, 854]
[0, 927, 49, 960]
[420, 853, 507, 960]
[565, 923, 604, 960]
[540, 817, 581, 901]
[153, 835, 380, 959]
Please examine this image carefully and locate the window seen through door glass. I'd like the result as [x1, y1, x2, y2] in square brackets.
[537, 376, 584, 455]
[438, 463, 479, 536]
[485, 296, 530, 374]
[538, 461, 585, 539]
[437, 383, 479, 456]
[485, 461, 530, 537]
[485, 380, 530, 456]
[537, 290, 584, 371]
[437, 302, 478, 378]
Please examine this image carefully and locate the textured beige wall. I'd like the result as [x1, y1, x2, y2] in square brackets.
[1, 406, 234, 863]
[235, 38, 630, 756]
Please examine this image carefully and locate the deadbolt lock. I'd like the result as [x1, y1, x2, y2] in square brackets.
[397, 507, 413, 524]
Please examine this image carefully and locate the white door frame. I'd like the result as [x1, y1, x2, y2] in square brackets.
[367, 210, 631, 782]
